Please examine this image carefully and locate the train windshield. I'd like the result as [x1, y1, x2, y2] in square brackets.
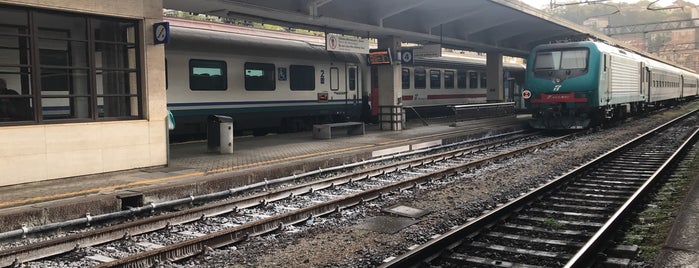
[534, 49, 588, 71]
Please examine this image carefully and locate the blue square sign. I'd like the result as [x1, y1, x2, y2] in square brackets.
[153, 22, 170, 45]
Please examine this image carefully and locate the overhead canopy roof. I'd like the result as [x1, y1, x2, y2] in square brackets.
[162, 0, 638, 58]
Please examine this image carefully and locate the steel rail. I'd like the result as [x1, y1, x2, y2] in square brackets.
[379, 109, 699, 267]
[0, 132, 549, 267]
[564, 126, 699, 267]
[93, 135, 574, 267]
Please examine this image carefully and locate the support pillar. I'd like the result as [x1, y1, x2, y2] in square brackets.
[377, 36, 403, 130]
[486, 52, 504, 103]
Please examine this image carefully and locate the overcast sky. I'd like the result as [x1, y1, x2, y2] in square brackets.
[522, 0, 699, 9]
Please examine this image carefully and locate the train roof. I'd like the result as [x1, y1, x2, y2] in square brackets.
[532, 41, 697, 74]
[166, 19, 360, 63]
[415, 55, 524, 71]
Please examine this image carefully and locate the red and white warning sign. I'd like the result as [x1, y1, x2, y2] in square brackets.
[522, 89, 532, 100]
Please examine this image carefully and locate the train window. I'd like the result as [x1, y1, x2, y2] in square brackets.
[402, 68, 410, 89]
[245, 62, 275, 91]
[444, 71, 455, 89]
[330, 67, 339, 91]
[457, 70, 468, 89]
[469, 72, 478, 89]
[430, 70, 441, 89]
[480, 72, 487, 88]
[415, 68, 426, 89]
[289, 65, 314, 91]
[535, 49, 588, 71]
[190, 59, 227, 91]
[348, 66, 357, 91]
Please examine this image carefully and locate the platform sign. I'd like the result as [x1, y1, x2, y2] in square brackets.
[326, 33, 370, 54]
[400, 49, 414, 65]
[412, 44, 441, 57]
[368, 48, 393, 65]
[153, 22, 170, 45]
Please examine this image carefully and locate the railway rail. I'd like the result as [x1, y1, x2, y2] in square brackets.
[0, 130, 579, 267]
[380, 110, 699, 267]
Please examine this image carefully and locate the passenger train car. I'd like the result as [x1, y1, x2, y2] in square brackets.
[525, 41, 699, 130]
[165, 20, 524, 139]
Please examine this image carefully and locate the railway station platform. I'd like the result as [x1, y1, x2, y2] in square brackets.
[0, 116, 529, 231]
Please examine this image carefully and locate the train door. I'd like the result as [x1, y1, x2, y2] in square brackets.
[601, 53, 611, 105]
[345, 63, 361, 121]
[345, 64, 358, 105]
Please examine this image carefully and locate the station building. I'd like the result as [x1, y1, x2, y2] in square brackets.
[0, 0, 166, 186]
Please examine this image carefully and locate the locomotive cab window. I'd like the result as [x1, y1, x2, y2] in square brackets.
[534, 49, 588, 71]
[289, 64, 314, 91]
[190, 59, 227, 91]
[245, 62, 275, 91]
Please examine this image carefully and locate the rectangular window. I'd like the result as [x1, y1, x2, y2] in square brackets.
[457, 70, 467, 89]
[430, 70, 441, 89]
[0, 7, 141, 123]
[348, 66, 357, 91]
[535, 49, 589, 71]
[414, 68, 426, 89]
[480, 72, 487, 88]
[290, 65, 314, 91]
[401, 68, 410, 89]
[444, 70, 454, 89]
[330, 67, 339, 91]
[245, 62, 275, 91]
[469, 71, 478, 89]
[190, 59, 227, 91]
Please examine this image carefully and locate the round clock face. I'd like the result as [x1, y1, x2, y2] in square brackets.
[155, 25, 167, 42]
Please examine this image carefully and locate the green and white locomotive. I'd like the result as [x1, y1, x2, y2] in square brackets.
[525, 41, 699, 130]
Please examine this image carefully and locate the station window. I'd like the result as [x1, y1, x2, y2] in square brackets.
[430, 70, 441, 89]
[401, 68, 410, 89]
[289, 65, 314, 91]
[457, 70, 468, 89]
[469, 72, 479, 89]
[0, 6, 141, 123]
[245, 62, 275, 91]
[444, 70, 455, 89]
[189, 59, 227, 91]
[414, 68, 426, 89]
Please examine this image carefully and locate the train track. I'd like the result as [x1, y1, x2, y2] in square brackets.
[380, 110, 699, 267]
[0, 130, 580, 267]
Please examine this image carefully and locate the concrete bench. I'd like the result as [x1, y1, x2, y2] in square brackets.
[312, 122, 365, 139]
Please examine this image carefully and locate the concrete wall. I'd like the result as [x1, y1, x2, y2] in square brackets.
[0, 0, 167, 186]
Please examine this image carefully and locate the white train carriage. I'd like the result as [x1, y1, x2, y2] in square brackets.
[396, 55, 524, 118]
[645, 58, 684, 104]
[166, 25, 364, 137]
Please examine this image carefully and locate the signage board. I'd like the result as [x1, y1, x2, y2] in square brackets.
[326, 33, 370, 54]
[368, 48, 393, 65]
[412, 44, 441, 57]
[153, 22, 170, 45]
[400, 49, 413, 65]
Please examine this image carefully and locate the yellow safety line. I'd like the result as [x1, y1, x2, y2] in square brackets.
[0, 130, 461, 208]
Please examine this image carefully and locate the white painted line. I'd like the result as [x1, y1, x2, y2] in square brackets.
[410, 140, 442, 150]
[372, 145, 410, 158]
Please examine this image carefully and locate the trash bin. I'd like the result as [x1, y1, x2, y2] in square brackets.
[207, 115, 233, 154]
